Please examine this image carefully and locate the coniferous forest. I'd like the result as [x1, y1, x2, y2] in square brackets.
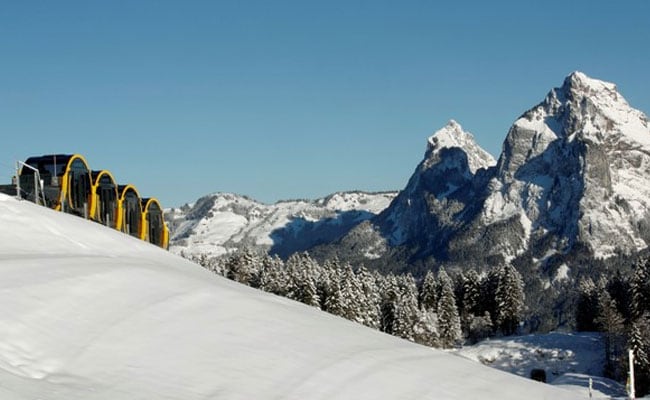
[187, 249, 650, 395]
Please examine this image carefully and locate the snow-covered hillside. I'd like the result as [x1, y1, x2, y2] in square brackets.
[0, 192, 584, 399]
[167, 191, 397, 259]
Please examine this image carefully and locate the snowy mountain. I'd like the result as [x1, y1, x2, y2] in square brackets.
[167, 191, 397, 259]
[0, 192, 584, 399]
[330, 72, 650, 268]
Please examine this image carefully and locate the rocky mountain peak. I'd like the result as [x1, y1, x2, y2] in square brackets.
[425, 120, 496, 174]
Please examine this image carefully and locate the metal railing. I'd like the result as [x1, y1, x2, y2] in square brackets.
[15, 161, 46, 205]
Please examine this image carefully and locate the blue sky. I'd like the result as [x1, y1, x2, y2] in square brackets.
[1, 1, 649, 207]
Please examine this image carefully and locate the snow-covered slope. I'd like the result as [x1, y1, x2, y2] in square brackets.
[168, 191, 397, 259]
[0, 193, 582, 399]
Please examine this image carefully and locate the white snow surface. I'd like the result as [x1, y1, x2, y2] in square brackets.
[456, 332, 627, 399]
[0, 193, 586, 399]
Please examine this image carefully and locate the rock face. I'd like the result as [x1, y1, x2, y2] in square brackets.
[375, 121, 496, 257]
[348, 72, 650, 267]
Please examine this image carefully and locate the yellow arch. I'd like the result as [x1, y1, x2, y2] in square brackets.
[53, 154, 92, 215]
[90, 170, 119, 227]
[140, 197, 170, 249]
[116, 184, 142, 234]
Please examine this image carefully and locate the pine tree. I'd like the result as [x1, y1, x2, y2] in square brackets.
[419, 270, 437, 312]
[629, 313, 650, 396]
[225, 247, 257, 285]
[340, 263, 363, 322]
[257, 254, 287, 295]
[324, 265, 345, 317]
[357, 266, 381, 329]
[285, 252, 320, 308]
[437, 268, 462, 348]
[495, 264, 525, 336]
[380, 274, 399, 335]
[393, 274, 420, 342]
[576, 277, 599, 331]
[630, 257, 650, 395]
[632, 257, 650, 320]
[595, 290, 626, 379]
[412, 309, 439, 347]
[462, 270, 481, 317]
[461, 269, 482, 337]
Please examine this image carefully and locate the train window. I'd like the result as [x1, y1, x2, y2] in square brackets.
[124, 191, 141, 237]
[147, 202, 163, 245]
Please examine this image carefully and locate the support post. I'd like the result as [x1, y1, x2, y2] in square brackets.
[629, 349, 636, 400]
[84, 202, 88, 219]
[15, 162, 21, 200]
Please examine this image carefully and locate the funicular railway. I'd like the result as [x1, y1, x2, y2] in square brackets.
[0, 154, 169, 249]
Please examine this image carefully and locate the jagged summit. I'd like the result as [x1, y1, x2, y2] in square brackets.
[563, 71, 617, 94]
[425, 120, 496, 174]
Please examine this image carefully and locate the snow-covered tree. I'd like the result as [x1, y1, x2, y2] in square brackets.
[595, 290, 626, 379]
[380, 274, 399, 335]
[285, 252, 320, 308]
[462, 269, 481, 317]
[225, 247, 257, 285]
[630, 257, 650, 395]
[495, 264, 525, 336]
[392, 274, 420, 342]
[357, 266, 381, 329]
[629, 312, 650, 396]
[419, 270, 437, 312]
[437, 268, 462, 348]
[412, 309, 439, 347]
[257, 254, 287, 295]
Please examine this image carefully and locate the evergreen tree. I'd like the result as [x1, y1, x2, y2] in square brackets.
[419, 270, 437, 312]
[437, 268, 462, 348]
[629, 313, 650, 396]
[257, 254, 287, 295]
[357, 266, 381, 329]
[285, 252, 320, 308]
[632, 257, 650, 320]
[495, 264, 525, 336]
[412, 309, 439, 347]
[595, 290, 626, 379]
[380, 274, 399, 335]
[462, 270, 481, 317]
[324, 265, 345, 317]
[479, 268, 499, 327]
[630, 258, 650, 395]
[340, 263, 363, 322]
[225, 247, 257, 285]
[393, 274, 420, 342]
[576, 277, 599, 331]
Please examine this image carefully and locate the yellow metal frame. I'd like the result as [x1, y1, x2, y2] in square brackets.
[140, 197, 170, 249]
[90, 170, 119, 227]
[53, 154, 92, 213]
[20, 153, 170, 251]
[116, 184, 141, 233]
